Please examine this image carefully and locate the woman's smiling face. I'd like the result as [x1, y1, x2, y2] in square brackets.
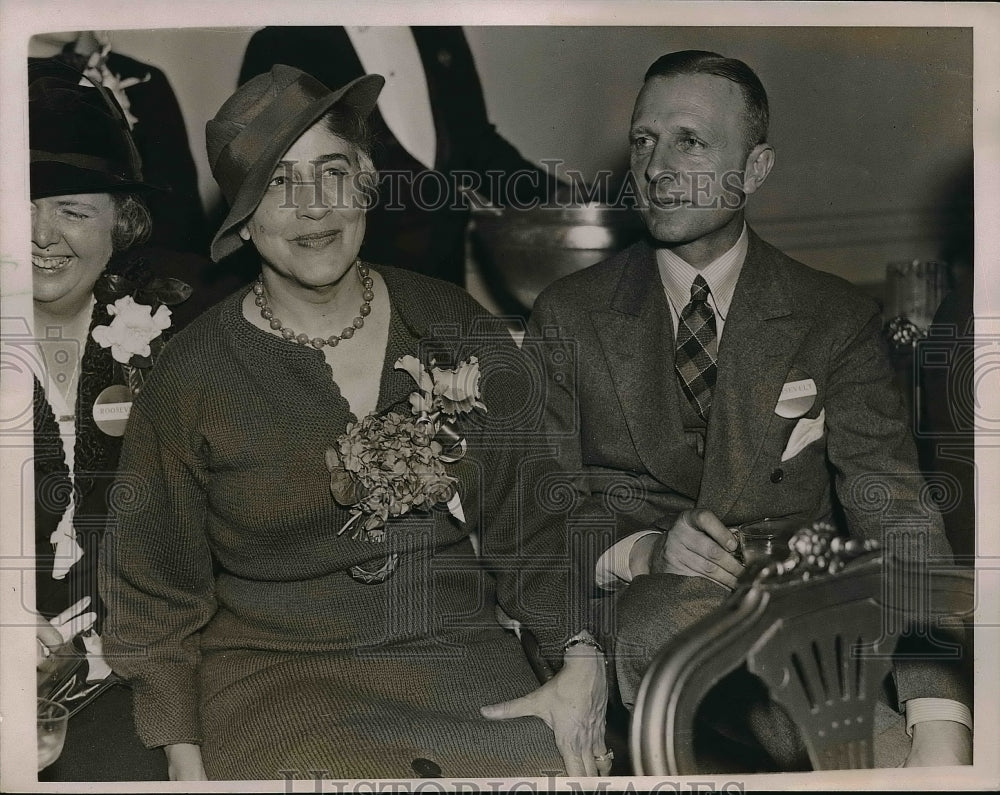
[239, 121, 369, 290]
[31, 193, 115, 313]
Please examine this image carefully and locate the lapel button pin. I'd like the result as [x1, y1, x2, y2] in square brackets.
[770, 468, 784, 483]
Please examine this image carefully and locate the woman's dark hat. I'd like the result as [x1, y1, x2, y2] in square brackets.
[205, 65, 384, 263]
[28, 57, 159, 199]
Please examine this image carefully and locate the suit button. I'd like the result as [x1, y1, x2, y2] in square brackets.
[770, 468, 784, 483]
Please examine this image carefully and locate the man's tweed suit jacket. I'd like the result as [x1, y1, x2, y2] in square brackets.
[527, 228, 965, 705]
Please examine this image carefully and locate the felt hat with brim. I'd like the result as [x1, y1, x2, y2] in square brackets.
[28, 57, 161, 199]
[206, 65, 384, 263]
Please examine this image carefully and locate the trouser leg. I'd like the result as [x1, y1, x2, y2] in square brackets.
[612, 572, 810, 772]
[612, 573, 728, 710]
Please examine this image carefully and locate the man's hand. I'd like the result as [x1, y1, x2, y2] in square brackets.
[481, 642, 610, 776]
[904, 720, 972, 767]
[647, 509, 743, 589]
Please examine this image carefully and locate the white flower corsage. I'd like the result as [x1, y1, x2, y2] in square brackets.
[91, 295, 172, 365]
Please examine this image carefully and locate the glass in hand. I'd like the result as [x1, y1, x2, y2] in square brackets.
[733, 518, 801, 568]
[37, 697, 69, 771]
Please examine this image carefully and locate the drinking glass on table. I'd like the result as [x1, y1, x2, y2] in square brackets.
[732, 518, 802, 568]
[37, 697, 69, 771]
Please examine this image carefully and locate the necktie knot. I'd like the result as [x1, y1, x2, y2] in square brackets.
[690, 275, 711, 304]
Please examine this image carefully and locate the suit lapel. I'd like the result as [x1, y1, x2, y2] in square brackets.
[699, 231, 812, 518]
[592, 243, 704, 500]
[409, 26, 449, 170]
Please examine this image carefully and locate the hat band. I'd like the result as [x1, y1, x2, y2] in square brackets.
[30, 149, 130, 179]
[214, 76, 333, 203]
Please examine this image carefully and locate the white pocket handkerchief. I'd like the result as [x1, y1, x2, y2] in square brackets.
[781, 408, 826, 462]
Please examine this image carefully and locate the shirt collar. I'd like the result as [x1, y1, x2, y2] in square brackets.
[655, 223, 748, 322]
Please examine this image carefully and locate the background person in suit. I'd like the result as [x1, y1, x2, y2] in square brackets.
[527, 50, 971, 769]
[238, 26, 565, 288]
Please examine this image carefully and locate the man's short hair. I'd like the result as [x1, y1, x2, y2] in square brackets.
[644, 50, 769, 154]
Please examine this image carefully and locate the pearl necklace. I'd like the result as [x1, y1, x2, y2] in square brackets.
[252, 261, 374, 350]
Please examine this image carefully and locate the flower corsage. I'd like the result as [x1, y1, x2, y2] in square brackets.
[90, 268, 191, 396]
[81, 42, 150, 130]
[325, 355, 487, 583]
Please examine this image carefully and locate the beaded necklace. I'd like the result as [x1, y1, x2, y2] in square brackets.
[253, 261, 374, 350]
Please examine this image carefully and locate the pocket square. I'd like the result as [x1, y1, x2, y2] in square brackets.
[781, 408, 826, 462]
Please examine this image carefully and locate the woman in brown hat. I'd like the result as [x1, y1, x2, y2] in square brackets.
[101, 65, 609, 781]
[29, 57, 190, 779]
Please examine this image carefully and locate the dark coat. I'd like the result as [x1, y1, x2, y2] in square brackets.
[34, 251, 197, 625]
[103, 50, 208, 255]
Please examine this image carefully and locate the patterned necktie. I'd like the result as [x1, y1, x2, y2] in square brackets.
[675, 275, 718, 422]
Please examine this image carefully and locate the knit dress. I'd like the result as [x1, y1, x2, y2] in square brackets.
[100, 266, 579, 780]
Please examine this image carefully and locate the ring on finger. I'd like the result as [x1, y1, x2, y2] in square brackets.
[595, 749, 614, 763]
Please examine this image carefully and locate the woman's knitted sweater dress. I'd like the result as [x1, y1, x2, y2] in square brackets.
[99, 266, 583, 780]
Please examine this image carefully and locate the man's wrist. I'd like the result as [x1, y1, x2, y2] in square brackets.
[595, 530, 662, 590]
[906, 719, 972, 767]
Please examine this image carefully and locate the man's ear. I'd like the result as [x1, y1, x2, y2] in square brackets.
[238, 224, 251, 242]
[743, 143, 775, 195]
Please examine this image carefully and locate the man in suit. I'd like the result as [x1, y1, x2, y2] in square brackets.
[527, 50, 971, 768]
[239, 26, 563, 287]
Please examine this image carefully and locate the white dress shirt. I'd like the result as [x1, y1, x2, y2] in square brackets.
[657, 223, 748, 339]
[345, 26, 437, 170]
